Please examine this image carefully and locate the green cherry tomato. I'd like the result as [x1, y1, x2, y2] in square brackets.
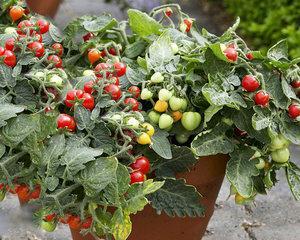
[169, 96, 183, 111]
[141, 88, 153, 100]
[125, 117, 140, 129]
[40, 220, 57, 232]
[271, 148, 290, 163]
[170, 43, 179, 54]
[5, 27, 17, 34]
[158, 89, 172, 101]
[83, 69, 95, 77]
[35, 71, 45, 78]
[181, 112, 201, 131]
[159, 114, 174, 129]
[148, 111, 160, 124]
[175, 134, 189, 144]
[270, 134, 289, 151]
[151, 72, 164, 83]
[111, 114, 122, 123]
[49, 74, 63, 87]
[255, 158, 265, 170]
[180, 98, 188, 111]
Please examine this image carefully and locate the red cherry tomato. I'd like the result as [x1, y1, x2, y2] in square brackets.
[81, 217, 93, 229]
[68, 215, 81, 230]
[52, 43, 64, 57]
[30, 185, 41, 199]
[34, 33, 43, 43]
[130, 171, 145, 184]
[58, 213, 71, 224]
[165, 7, 172, 17]
[291, 80, 300, 89]
[48, 55, 62, 68]
[246, 52, 254, 60]
[224, 47, 238, 62]
[0, 47, 5, 56]
[0, 183, 4, 190]
[234, 128, 248, 137]
[95, 62, 111, 78]
[254, 90, 270, 107]
[83, 32, 94, 42]
[5, 38, 15, 51]
[81, 93, 95, 110]
[17, 184, 31, 201]
[104, 84, 122, 100]
[36, 19, 50, 34]
[84, 81, 94, 94]
[288, 104, 300, 119]
[130, 156, 150, 174]
[108, 48, 117, 55]
[3, 50, 17, 67]
[64, 90, 84, 108]
[28, 41, 45, 58]
[17, 20, 33, 34]
[128, 86, 141, 99]
[44, 213, 57, 222]
[241, 75, 260, 92]
[183, 18, 193, 32]
[9, 6, 25, 22]
[113, 62, 126, 77]
[110, 76, 120, 85]
[57, 114, 76, 132]
[124, 98, 139, 111]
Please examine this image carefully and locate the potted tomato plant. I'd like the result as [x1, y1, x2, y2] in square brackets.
[0, 2, 299, 240]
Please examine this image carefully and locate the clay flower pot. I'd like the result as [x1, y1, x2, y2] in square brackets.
[26, 0, 61, 17]
[129, 154, 228, 240]
[69, 155, 228, 240]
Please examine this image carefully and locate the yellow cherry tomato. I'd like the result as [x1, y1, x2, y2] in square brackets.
[235, 193, 247, 205]
[154, 100, 168, 113]
[172, 111, 183, 122]
[142, 123, 155, 137]
[137, 132, 152, 145]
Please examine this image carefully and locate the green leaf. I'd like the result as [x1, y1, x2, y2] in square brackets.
[74, 105, 93, 130]
[191, 123, 234, 157]
[281, 79, 297, 100]
[49, 23, 63, 42]
[209, 43, 229, 62]
[76, 157, 118, 197]
[103, 164, 130, 205]
[125, 65, 147, 85]
[146, 32, 175, 72]
[0, 143, 5, 159]
[267, 40, 289, 61]
[151, 129, 172, 159]
[43, 134, 65, 171]
[0, 114, 38, 146]
[0, 64, 15, 87]
[203, 105, 223, 127]
[252, 106, 272, 131]
[226, 146, 259, 198]
[128, 9, 163, 37]
[124, 40, 147, 58]
[147, 146, 197, 177]
[279, 115, 300, 145]
[125, 179, 164, 214]
[61, 147, 103, 178]
[286, 162, 300, 200]
[111, 209, 132, 240]
[44, 176, 60, 192]
[83, 14, 117, 33]
[91, 122, 116, 155]
[0, 103, 24, 127]
[22, 132, 44, 165]
[13, 81, 38, 111]
[203, 49, 231, 76]
[148, 178, 204, 217]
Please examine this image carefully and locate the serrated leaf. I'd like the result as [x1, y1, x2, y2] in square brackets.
[14, 81, 38, 111]
[148, 178, 204, 217]
[0, 103, 24, 127]
[226, 146, 259, 198]
[252, 107, 272, 131]
[111, 209, 132, 240]
[126, 179, 164, 214]
[286, 162, 300, 200]
[267, 40, 289, 61]
[44, 176, 59, 191]
[124, 40, 147, 58]
[128, 9, 163, 37]
[0, 64, 14, 87]
[203, 49, 231, 76]
[125, 65, 147, 85]
[192, 123, 234, 157]
[204, 105, 223, 127]
[83, 14, 117, 33]
[91, 122, 116, 155]
[151, 146, 197, 178]
[74, 105, 92, 130]
[49, 23, 63, 42]
[151, 130, 172, 159]
[43, 134, 65, 170]
[279, 115, 300, 145]
[61, 147, 103, 179]
[281, 79, 297, 100]
[76, 157, 118, 197]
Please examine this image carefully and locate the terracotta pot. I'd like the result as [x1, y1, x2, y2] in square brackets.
[26, 0, 61, 17]
[70, 228, 101, 240]
[129, 154, 229, 240]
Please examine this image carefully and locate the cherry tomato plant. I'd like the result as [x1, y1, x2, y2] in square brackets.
[0, 2, 299, 240]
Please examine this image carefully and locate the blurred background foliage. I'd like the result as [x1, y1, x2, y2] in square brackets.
[105, 0, 300, 58]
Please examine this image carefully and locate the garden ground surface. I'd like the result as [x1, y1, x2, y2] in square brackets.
[0, 0, 299, 239]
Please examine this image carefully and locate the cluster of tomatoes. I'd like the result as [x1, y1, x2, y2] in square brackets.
[129, 156, 151, 184]
[0, 182, 41, 203]
[223, 44, 300, 121]
[1, 7, 63, 69]
[163, 7, 193, 33]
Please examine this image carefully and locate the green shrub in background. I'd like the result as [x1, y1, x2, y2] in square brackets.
[224, 0, 300, 58]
